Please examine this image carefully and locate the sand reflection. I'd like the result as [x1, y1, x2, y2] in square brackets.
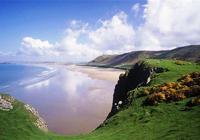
[10, 66, 120, 135]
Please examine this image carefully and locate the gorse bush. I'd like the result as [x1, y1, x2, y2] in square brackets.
[178, 72, 200, 85]
[144, 72, 200, 105]
[165, 92, 186, 101]
[187, 96, 200, 106]
[145, 93, 166, 105]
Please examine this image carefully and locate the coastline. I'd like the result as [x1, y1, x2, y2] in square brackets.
[0, 62, 124, 134]
[65, 64, 125, 82]
[0, 62, 124, 83]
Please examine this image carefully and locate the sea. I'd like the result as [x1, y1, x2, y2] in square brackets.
[0, 63, 115, 135]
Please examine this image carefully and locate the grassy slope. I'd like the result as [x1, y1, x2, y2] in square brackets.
[0, 94, 67, 140]
[0, 59, 200, 140]
[88, 45, 200, 68]
[145, 59, 200, 85]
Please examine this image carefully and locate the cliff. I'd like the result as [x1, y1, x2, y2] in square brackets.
[107, 61, 167, 118]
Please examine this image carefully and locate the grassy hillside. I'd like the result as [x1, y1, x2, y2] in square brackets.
[88, 51, 164, 69]
[156, 45, 200, 63]
[0, 94, 70, 140]
[88, 45, 200, 69]
[0, 59, 200, 140]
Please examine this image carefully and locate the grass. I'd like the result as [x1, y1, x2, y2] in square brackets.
[0, 94, 80, 140]
[145, 59, 200, 85]
[0, 59, 200, 140]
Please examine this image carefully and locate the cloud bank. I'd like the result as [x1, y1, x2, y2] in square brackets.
[10, 0, 200, 62]
[20, 37, 58, 56]
[19, 11, 135, 61]
[135, 0, 200, 50]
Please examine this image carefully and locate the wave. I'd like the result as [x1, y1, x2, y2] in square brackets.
[0, 64, 57, 92]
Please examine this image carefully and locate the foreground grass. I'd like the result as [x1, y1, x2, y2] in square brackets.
[0, 59, 200, 140]
[145, 59, 200, 85]
[0, 94, 66, 140]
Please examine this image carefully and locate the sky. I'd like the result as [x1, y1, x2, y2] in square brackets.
[0, 0, 199, 62]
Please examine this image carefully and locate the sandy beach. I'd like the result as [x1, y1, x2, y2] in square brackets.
[2, 63, 123, 134]
[65, 65, 125, 82]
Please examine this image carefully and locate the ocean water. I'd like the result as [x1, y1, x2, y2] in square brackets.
[0, 63, 56, 91]
[0, 63, 116, 135]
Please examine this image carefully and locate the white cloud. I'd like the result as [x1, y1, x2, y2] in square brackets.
[58, 12, 135, 61]
[59, 29, 102, 61]
[22, 37, 53, 49]
[14, 1, 200, 62]
[20, 37, 59, 56]
[135, 27, 162, 50]
[18, 12, 135, 62]
[136, 0, 200, 50]
[66, 12, 134, 59]
[88, 11, 135, 53]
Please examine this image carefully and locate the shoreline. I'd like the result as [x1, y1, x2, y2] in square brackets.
[32, 62, 124, 83]
[0, 63, 124, 91]
[65, 64, 125, 82]
[0, 62, 124, 82]
[0, 63, 124, 134]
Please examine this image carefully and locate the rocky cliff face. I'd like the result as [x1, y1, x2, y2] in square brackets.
[24, 104, 48, 132]
[107, 61, 166, 118]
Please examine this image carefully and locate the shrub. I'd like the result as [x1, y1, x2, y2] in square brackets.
[191, 72, 200, 78]
[175, 83, 183, 89]
[191, 97, 200, 105]
[168, 88, 176, 94]
[159, 86, 168, 91]
[178, 72, 200, 86]
[131, 88, 150, 98]
[165, 92, 186, 101]
[181, 86, 192, 97]
[143, 89, 150, 95]
[145, 93, 166, 105]
[187, 96, 200, 106]
[144, 72, 200, 106]
[165, 82, 176, 88]
[191, 85, 200, 96]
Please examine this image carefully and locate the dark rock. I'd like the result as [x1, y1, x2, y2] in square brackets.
[107, 61, 154, 118]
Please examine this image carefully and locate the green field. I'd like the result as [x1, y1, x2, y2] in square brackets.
[0, 59, 200, 140]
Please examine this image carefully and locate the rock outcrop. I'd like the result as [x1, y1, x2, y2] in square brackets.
[107, 61, 167, 118]
[24, 104, 48, 132]
[0, 95, 14, 111]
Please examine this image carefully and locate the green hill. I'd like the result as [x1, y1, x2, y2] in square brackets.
[0, 59, 200, 140]
[88, 45, 200, 69]
[156, 45, 200, 62]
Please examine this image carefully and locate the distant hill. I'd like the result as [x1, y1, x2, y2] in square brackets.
[155, 45, 200, 62]
[88, 45, 200, 69]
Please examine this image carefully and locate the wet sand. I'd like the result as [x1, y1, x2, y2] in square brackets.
[8, 64, 125, 135]
[65, 65, 124, 82]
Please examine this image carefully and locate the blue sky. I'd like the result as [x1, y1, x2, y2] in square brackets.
[0, 0, 199, 62]
[0, 0, 145, 53]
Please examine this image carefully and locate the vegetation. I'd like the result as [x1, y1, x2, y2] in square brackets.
[88, 45, 200, 68]
[144, 59, 200, 85]
[0, 59, 200, 140]
[144, 72, 200, 105]
[187, 97, 200, 106]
